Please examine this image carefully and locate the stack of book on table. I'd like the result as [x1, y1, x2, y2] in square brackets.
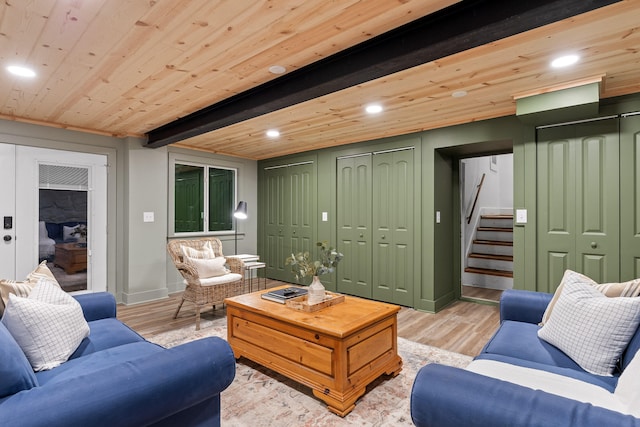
[261, 287, 308, 303]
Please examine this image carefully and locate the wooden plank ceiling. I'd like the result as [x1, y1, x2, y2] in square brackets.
[1, 1, 639, 160]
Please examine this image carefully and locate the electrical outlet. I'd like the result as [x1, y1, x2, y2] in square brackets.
[143, 212, 155, 223]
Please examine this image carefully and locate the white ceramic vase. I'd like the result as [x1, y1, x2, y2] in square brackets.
[307, 275, 326, 305]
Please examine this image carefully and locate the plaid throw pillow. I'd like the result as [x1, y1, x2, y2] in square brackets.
[538, 281, 640, 376]
[540, 270, 640, 325]
[1, 280, 89, 371]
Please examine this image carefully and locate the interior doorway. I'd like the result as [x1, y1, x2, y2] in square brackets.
[460, 153, 514, 302]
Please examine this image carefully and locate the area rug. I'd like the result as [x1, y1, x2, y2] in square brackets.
[148, 315, 472, 426]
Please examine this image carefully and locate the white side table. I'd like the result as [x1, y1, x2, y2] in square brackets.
[228, 254, 260, 263]
[244, 261, 266, 292]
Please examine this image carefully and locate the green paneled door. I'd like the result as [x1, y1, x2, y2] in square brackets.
[620, 115, 640, 280]
[537, 119, 619, 291]
[336, 154, 373, 298]
[264, 166, 288, 281]
[287, 163, 315, 268]
[336, 148, 414, 304]
[372, 149, 414, 306]
[263, 162, 316, 282]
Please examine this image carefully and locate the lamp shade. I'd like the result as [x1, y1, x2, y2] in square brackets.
[234, 201, 248, 219]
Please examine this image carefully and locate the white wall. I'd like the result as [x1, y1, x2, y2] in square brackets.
[121, 139, 169, 303]
[0, 119, 258, 304]
[461, 153, 513, 250]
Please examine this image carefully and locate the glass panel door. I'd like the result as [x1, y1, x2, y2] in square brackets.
[15, 146, 107, 293]
[39, 165, 89, 291]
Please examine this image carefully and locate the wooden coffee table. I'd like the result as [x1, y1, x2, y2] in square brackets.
[54, 243, 87, 274]
[225, 286, 402, 416]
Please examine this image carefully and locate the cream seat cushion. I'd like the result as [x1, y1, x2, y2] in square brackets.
[467, 359, 632, 416]
[614, 351, 640, 416]
[197, 273, 243, 287]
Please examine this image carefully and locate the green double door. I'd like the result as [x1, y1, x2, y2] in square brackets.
[336, 148, 414, 306]
[620, 115, 640, 281]
[537, 118, 620, 290]
[263, 162, 316, 282]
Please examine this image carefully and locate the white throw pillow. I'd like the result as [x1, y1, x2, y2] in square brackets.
[62, 225, 78, 241]
[186, 256, 229, 278]
[541, 270, 640, 325]
[26, 260, 61, 286]
[39, 221, 49, 238]
[0, 280, 34, 315]
[538, 281, 640, 376]
[181, 241, 215, 260]
[615, 351, 640, 417]
[1, 261, 62, 315]
[1, 280, 90, 371]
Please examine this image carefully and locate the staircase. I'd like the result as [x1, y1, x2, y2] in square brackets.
[464, 214, 513, 289]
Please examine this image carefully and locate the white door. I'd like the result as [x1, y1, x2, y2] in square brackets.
[0, 143, 16, 279]
[0, 144, 107, 293]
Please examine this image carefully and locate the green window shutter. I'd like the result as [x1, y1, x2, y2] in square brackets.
[175, 165, 204, 232]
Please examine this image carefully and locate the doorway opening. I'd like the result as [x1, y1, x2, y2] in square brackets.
[39, 184, 89, 292]
[460, 153, 513, 302]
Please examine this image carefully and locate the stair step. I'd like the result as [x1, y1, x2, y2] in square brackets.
[468, 253, 513, 262]
[473, 239, 513, 247]
[481, 215, 513, 220]
[477, 227, 513, 233]
[464, 267, 513, 278]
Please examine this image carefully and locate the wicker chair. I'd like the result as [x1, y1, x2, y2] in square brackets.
[167, 237, 246, 330]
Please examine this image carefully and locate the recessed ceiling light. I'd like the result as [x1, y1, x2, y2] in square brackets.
[268, 65, 286, 75]
[551, 54, 579, 68]
[452, 90, 467, 98]
[7, 65, 36, 78]
[266, 129, 280, 138]
[365, 104, 383, 114]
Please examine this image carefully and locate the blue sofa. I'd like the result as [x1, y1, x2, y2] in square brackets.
[0, 292, 236, 427]
[411, 289, 640, 427]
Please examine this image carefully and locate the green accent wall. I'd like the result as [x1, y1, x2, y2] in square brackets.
[258, 94, 640, 312]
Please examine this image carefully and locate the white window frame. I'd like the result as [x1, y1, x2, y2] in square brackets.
[168, 152, 239, 237]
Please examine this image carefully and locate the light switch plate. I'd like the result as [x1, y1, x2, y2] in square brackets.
[516, 209, 527, 224]
[322, 212, 328, 222]
[436, 211, 441, 224]
[143, 211, 155, 223]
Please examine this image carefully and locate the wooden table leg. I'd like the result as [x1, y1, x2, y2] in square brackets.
[312, 388, 364, 417]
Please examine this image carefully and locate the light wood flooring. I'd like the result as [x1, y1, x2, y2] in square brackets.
[461, 285, 504, 302]
[117, 279, 500, 357]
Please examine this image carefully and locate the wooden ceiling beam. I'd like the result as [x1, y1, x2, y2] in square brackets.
[145, 0, 620, 148]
